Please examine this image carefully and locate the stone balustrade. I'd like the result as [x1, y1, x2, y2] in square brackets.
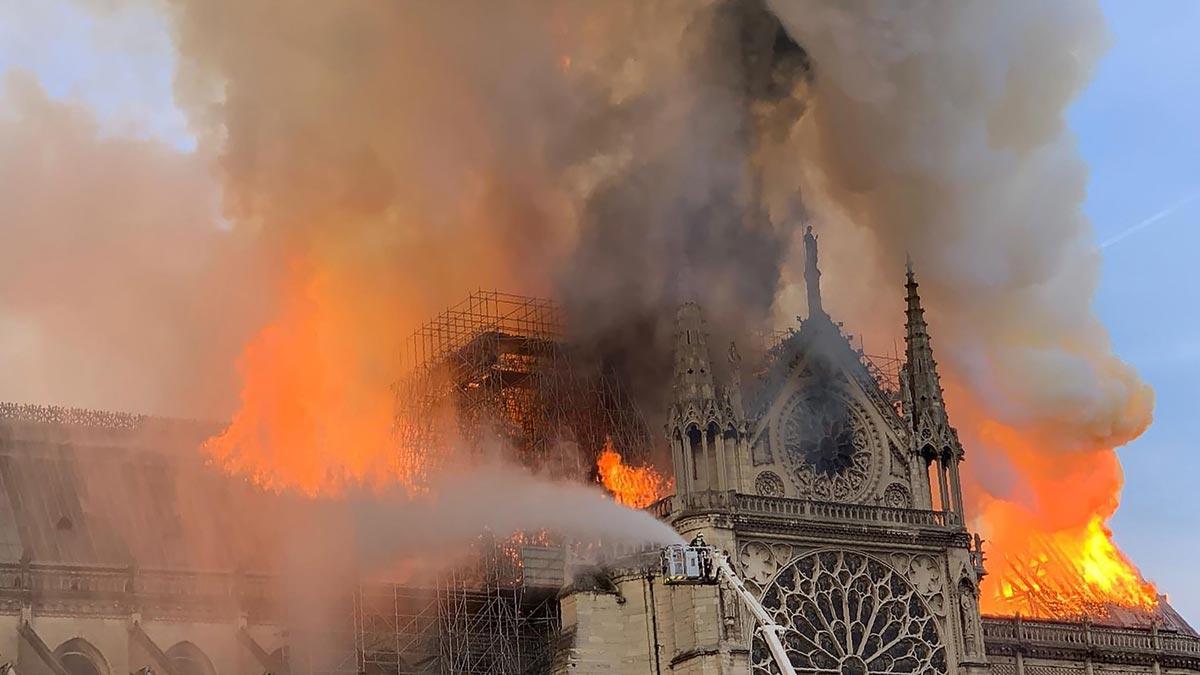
[982, 615, 1200, 669]
[0, 402, 148, 429]
[0, 561, 278, 617]
[647, 490, 959, 529]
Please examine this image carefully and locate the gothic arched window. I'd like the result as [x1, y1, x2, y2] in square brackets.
[165, 641, 217, 675]
[54, 638, 109, 675]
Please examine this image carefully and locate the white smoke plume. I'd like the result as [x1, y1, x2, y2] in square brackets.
[350, 462, 681, 571]
[759, 3, 1158, 612]
[764, 1, 1152, 527]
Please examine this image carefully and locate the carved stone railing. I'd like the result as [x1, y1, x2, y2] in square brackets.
[0, 548, 564, 620]
[7, 563, 132, 595]
[0, 402, 148, 429]
[0, 561, 277, 620]
[647, 491, 960, 529]
[982, 615, 1200, 668]
[0, 401, 220, 445]
[647, 495, 674, 520]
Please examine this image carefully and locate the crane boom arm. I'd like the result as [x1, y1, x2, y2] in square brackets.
[660, 543, 796, 675]
[711, 553, 798, 675]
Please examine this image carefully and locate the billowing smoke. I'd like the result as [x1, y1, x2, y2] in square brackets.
[160, 0, 815, 487]
[765, 1, 1155, 611]
[351, 461, 681, 568]
[1, 0, 1157, 613]
[0, 69, 268, 417]
[172, 0, 1152, 610]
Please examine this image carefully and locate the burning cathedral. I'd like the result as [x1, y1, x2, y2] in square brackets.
[1, 228, 1197, 675]
[0, 3, 1197, 675]
[548, 230, 1199, 674]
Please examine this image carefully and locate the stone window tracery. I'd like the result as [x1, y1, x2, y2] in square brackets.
[883, 483, 911, 509]
[756, 471, 785, 497]
[779, 391, 879, 503]
[751, 550, 947, 674]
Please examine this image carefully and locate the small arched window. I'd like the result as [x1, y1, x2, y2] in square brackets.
[54, 638, 109, 675]
[166, 641, 217, 675]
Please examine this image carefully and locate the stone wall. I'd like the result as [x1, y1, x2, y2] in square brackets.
[0, 613, 285, 675]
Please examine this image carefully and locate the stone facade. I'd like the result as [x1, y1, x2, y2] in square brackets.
[555, 232, 1199, 675]
[0, 405, 292, 675]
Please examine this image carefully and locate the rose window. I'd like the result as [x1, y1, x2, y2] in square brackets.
[756, 471, 786, 497]
[751, 550, 946, 674]
[780, 392, 875, 502]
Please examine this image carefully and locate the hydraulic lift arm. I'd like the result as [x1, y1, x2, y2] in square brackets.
[661, 543, 797, 675]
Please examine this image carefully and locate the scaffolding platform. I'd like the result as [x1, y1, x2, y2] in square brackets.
[343, 291, 655, 674]
[394, 290, 653, 481]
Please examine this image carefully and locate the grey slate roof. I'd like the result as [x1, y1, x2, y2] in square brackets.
[0, 403, 279, 571]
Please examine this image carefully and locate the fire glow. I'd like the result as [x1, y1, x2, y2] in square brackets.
[203, 278, 1160, 622]
[0, 0, 1168, 635]
[991, 516, 1158, 618]
[203, 262, 418, 497]
[204, 288, 1161, 622]
[968, 416, 1158, 619]
[596, 440, 673, 509]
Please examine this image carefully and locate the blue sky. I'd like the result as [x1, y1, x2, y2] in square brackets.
[0, 0, 1195, 621]
[0, 0, 191, 148]
[1081, 0, 1200, 621]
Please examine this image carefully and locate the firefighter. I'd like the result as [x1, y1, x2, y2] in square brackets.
[689, 533, 714, 579]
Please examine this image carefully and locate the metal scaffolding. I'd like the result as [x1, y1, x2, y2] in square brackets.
[284, 537, 563, 675]
[395, 289, 653, 481]
[332, 291, 651, 674]
[434, 535, 560, 674]
[356, 585, 441, 673]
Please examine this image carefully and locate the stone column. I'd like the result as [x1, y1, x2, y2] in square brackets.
[729, 432, 739, 492]
[909, 454, 932, 509]
[949, 459, 966, 519]
[671, 434, 687, 496]
[937, 458, 951, 512]
[714, 430, 728, 492]
[681, 429, 696, 495]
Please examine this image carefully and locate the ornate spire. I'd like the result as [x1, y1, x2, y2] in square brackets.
[668, 301, 746, 496]
[903, 260, 960, 457]
[673, 302, 716, 403]
[678, 256, 697, 305]
[803, 226, 826, 320]
[904, 261, 967, 520]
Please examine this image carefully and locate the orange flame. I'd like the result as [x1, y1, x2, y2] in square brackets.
[203, 261, 418, 497]
[989, 515, 1158, 618]
[596, 440, 672, 509]
[967, 415, 1158, 619]
[206, 260, 1159, 622]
